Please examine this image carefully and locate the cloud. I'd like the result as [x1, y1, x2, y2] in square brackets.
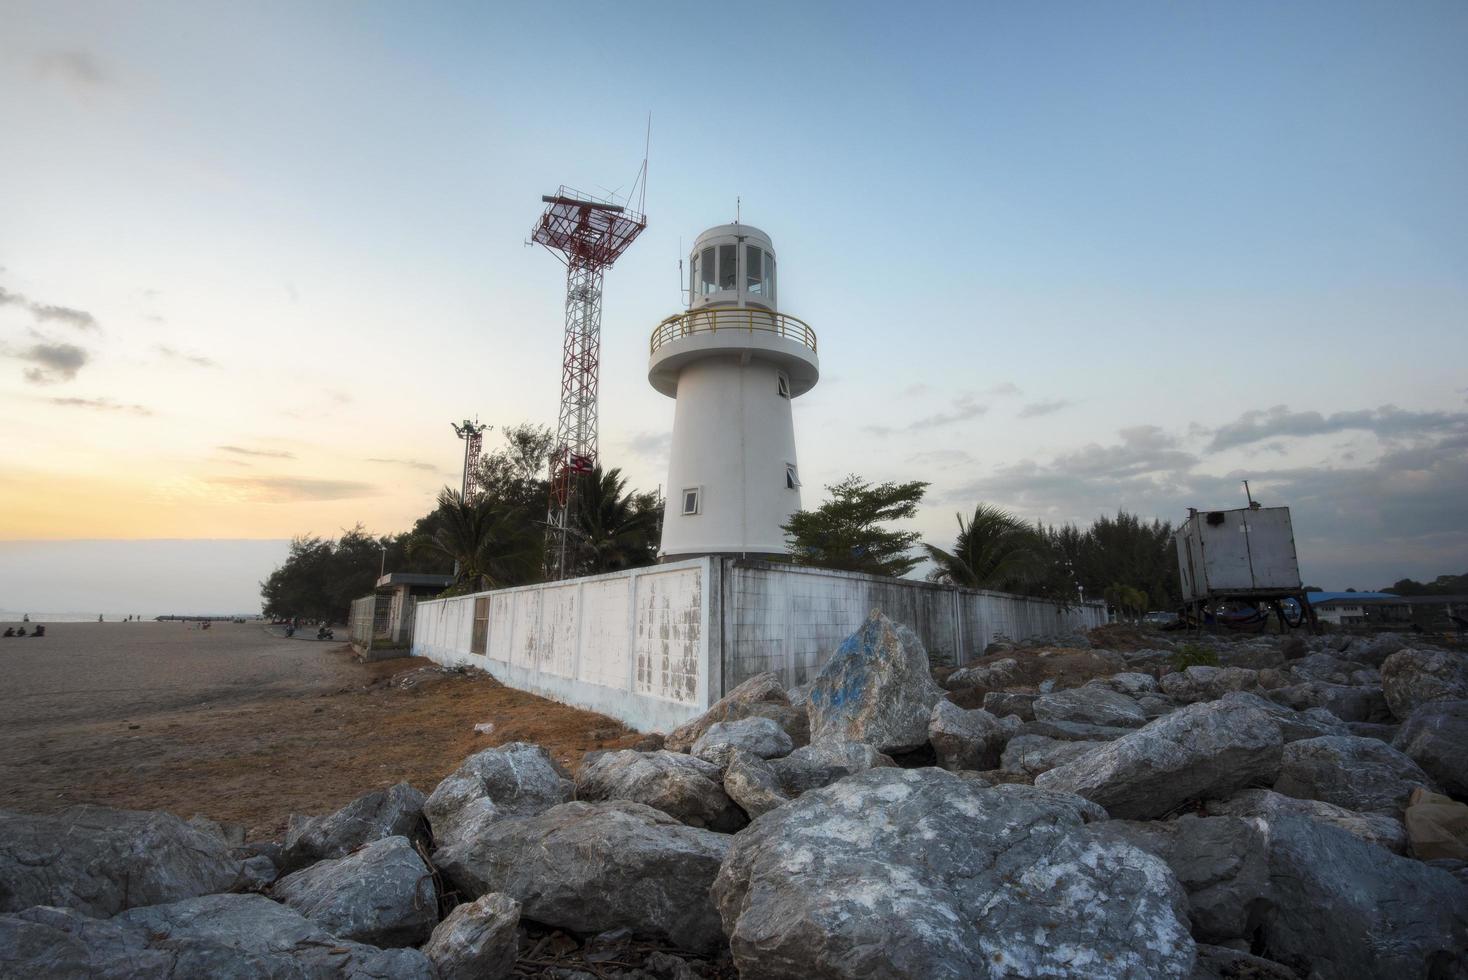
[625, 431, 671, 461]
[218, 445, 296, 459]
[33, 50, 108, 88]
[30, 304, 98, 330]
[367, 457, 437, 472]
[206, 477, 376, 503]
[48, 396, 151, 416]
[898, 383, 930, 397]
[1018, 399, 1072, 419]
[14, 342, 88, 384]
[0, 283, 99, 330]
[982, 382, 1023, 397]
[907, 448, 977, 470]
[155, 345, 217, 368]
[866, 395, 989, 436]
[1208, 404, 1468, 452]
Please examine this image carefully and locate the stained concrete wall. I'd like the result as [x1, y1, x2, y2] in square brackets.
[412, 557, 1104, 732]
[412, 559, 716, 733]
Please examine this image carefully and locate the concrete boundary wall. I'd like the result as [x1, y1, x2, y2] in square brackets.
[412, 557, 1105, 732]
[412, 559, 716, 732]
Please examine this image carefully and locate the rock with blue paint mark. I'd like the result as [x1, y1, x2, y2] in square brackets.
[712, 766, 1196, 979]
[807, 610, 945, 754]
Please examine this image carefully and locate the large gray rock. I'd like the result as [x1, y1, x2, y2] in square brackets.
[982, 690, 1037, 721]
[1084, 671, 1159, 696]
[1020, 718, 1135, 741]
[271, 835, 436, 947]
[1089, 814, 1270, 943]
[690, 716, 793, 767]
[1000, 734, 1105, 777]
[423, 741, 573, 848]
[713, 767, 1195, 979]
[423, 892, 519, 980]
[927, 700, 1020, 771]
[1160, 665, 1258, 703]
[1267, 681, 1391, 723]
[1381, 647, 1468, 721]
[1035, 699, 1284, 819]
[1206, 787, 1408, 853]
[576, 750, 745, 832]
[0, 806, 243, 917]
[281, 780, 426, 870]
[1190, 944, 1299, 980]
[1033, 685, 1148, 728]
[944, 657, 1019, 690]
[0, 893, 434, 979]
[807, 610, 945, 753]
[769, 739, 896, 795]
[1353, 632, 1412, 668]
[1254, 814, 1468, 979]
[723, 750, 792, 819]
[1289, 652, 1366, 685]
[1219, 690, 1349, 742]
[1273, 735, 1436, 817]
[1394, 699, 1468, 798]
[434, 800, 730, 953]
[665, 672, 806, 752]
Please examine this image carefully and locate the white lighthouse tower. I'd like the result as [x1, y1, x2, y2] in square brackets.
[648, 223, 819, 560]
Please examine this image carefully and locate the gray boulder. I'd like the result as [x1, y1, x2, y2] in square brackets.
[982, 690, 1037, 720]
[723, 750, 792, 819]
[423, 741, 573, 849]
[1035, 699, 1284, 819]
[1190, 944, 1299, 980]
[1020, 718, 1135, 741]
[1000, 734, 1105, 777]
[434, 800, 730, 953]
[0, 805, 242, 917]
[1254, 814, 1468, 979]
[713, 767, 1195, 979]
[1084, 671, 1159, 696]
[945, 657, 1019, 690]
[1219, 690, 1348, 742]
[1289, 652, 1363, 685]
[1345, 720, 1399, 742]
[807, 610, 945, 753]
[1354, 632, 1411, 667]
[1033, 685, 1147, 728]
[927, 700, 1020, 771]
[769, 739, 896, 795]
[690, 716, 793, 768]
[576, 750, 745, 832]
[666, 672, 806, 752]
[1206, 788, 1408, 853]
[271, 835, 436, 947]
[0, 893, 434, 978]
[1160, 665, 1258, 703]
[423, 892, 519, 980]
[281, 780, 426, 870]
[1273, 735, 1436, 817]
[1394, 699, 1468, 798]
[1381, 647, 1468, 720]
[1089, 814, 1270, 943]
[1267, 681, 1391, 723]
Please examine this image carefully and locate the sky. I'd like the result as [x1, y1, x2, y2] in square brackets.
[1, 0, 1466, 613]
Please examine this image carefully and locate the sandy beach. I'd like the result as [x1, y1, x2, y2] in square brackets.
[0, 620, 640, 838]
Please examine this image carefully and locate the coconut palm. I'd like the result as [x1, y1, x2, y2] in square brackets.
[572, 465, 661, 574]
[409, 488, 540, 591]
[925, 503, 1047, 591]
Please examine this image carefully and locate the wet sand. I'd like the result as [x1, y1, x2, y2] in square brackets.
[0, 621, 640, 838]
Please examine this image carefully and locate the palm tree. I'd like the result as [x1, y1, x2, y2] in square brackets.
[925, 503, 1047, 591]
[409, 488, 540, 591]
[572, 466, 661, 574]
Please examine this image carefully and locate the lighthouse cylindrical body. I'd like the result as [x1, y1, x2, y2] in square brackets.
[648, 224, 819, 561]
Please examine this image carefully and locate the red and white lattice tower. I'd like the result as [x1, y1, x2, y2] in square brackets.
[452, 418, 488, 498]
[531, 186, 646, 579]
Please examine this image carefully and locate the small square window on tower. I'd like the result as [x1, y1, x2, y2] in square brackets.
[681, 487, 701, 516]
[776, 371, 791, 398]
[785, 464, 801, 489]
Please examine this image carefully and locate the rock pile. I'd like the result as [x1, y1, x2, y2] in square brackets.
[3, 615, 1466, 979]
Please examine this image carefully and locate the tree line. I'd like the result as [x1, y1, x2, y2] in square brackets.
[261, 427, 1181, 621]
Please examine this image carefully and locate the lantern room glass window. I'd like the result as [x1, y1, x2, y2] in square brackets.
[700, 247, 715, 296]
[746, 245, 764, 295]
[718, 244, 737, 290]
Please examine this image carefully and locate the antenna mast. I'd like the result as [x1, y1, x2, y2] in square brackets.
[530, 170, 647, 579]
[452, 419, 489, 498]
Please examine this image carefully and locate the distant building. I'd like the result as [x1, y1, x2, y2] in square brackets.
[349, 572, 453, 658]
[1305, 592, 1409, 627]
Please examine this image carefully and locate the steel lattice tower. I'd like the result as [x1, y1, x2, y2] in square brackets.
[531, 186, 646, 579]
[452, 419, 488, 498]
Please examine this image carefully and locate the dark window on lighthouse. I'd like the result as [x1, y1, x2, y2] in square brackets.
[776, 372, 791, 398]
[785, 464, 801, 489]
[681, 488, 701, 516]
